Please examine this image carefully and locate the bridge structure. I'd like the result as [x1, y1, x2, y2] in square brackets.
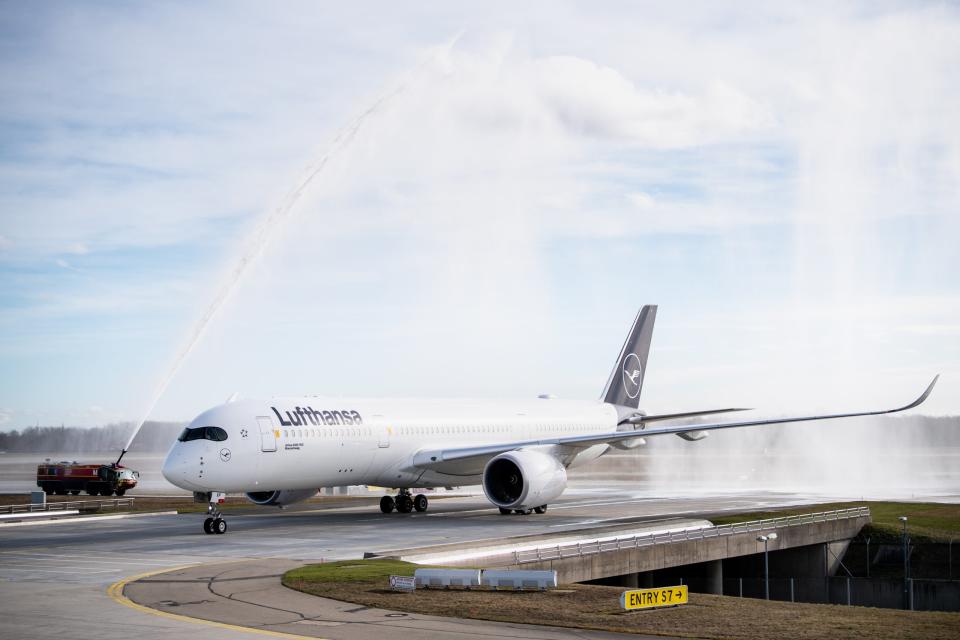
[371, 507, 871, 596]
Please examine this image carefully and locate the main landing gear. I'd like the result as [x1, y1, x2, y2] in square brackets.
[380, 490, 429, 514]
[499, 505, 548, 515]
[202, 491, 228, 534]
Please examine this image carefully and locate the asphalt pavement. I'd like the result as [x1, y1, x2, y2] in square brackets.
[0, 487, 921, 640]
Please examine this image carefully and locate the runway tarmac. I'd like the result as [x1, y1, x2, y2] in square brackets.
[1, 487, 863, 640]
[3, 441, 958, 639]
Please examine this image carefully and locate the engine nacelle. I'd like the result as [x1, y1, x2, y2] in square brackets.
[482, 449, 567, 510]
[245, 489, 317, 506]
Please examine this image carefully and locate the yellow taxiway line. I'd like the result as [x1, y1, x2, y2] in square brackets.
[107, 563, 320, 639]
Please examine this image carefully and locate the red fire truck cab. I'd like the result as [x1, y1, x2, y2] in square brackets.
[36, 461, 139, 496]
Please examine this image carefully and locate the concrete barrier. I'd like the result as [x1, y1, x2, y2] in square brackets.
[0, 509, 80, 522]
[414, 568, 481, 588]
[482, 570, 557, 590]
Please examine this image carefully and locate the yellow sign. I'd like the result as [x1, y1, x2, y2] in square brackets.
[620, 585, 688, 610]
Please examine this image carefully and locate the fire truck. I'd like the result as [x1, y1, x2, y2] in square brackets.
[36, 461, 139, 496]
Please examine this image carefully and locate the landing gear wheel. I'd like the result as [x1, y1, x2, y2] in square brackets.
[396, 495, 413, 513]
[514, 509, 532, 515]
[204, 491, 226, 534]
[100, 488, 113, 497]
[534, 505, 547, 514]
[380, 496, 395, 513]
[70, 490, 80, 496]
[115, 489, 126, 497]
[498, 507, 511, 515]
[413, 494, 428, 512]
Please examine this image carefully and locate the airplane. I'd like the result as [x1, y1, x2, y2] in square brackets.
[160, 305, 938, 534]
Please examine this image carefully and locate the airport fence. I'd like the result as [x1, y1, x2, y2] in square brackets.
[723, 575, 960, 612]
[512, 506, 870, 564]
[1, 498, 135, 514]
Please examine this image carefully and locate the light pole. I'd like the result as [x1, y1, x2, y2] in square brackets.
[900, 516, 910, 609]
[758, 533, 778, 600]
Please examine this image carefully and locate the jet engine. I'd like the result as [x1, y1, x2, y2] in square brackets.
[482, 449, 566, 511]
[245, 489, 318, 506]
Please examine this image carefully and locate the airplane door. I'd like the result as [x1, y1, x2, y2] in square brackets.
[257, 416, 277, 452]
[376, 419, 389, 448]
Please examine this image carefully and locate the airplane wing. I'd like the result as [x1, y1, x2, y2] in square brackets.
[625, 407, 751, 424]
[411, 376, 938, 473]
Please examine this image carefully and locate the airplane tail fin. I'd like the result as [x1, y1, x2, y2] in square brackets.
[601, 305, 657, 409]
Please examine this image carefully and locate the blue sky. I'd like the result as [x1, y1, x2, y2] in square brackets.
[1, 1, 959, 430]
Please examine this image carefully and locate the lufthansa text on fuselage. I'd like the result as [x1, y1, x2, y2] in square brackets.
[271, 406, 363, 427]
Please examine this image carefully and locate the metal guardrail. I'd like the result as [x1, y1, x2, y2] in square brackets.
[1, 498, 135, 515]
[513, 506, 871, 565]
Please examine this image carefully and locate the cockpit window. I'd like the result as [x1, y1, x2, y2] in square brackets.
[178, 426, 228, 442]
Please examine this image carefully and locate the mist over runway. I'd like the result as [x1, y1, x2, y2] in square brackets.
[3, 443, 957, 503]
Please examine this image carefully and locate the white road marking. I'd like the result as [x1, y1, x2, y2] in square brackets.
[0, 552, 187, 566]
[0, 565, 117, 574]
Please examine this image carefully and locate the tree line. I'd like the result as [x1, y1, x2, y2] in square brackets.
[0, 421, 185, 454]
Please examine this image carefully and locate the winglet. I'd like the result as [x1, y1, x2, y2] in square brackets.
[896, 375, 939, 412]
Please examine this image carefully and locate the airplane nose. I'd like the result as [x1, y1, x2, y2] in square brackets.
[161, 447, 190, 489]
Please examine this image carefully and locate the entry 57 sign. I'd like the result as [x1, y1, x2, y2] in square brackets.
[620, 585, 688, 610]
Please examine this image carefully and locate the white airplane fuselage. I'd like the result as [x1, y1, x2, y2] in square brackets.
[162, 397, 618, 494]
[157, 305, 936, 532]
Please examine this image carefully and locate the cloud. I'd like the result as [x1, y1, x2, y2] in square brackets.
[1, 3, 959, 427]
[530, 56, 774, 146]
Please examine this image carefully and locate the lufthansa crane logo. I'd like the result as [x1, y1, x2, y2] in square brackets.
[622, 353, 643, 399]
[219, 448, 232, 462]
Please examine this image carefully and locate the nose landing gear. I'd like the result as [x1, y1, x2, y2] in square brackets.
[201, 491, 228, 534]
[379, 490, 428, 514]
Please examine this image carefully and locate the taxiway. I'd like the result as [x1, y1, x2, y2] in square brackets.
[0, 487, 901, 640]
